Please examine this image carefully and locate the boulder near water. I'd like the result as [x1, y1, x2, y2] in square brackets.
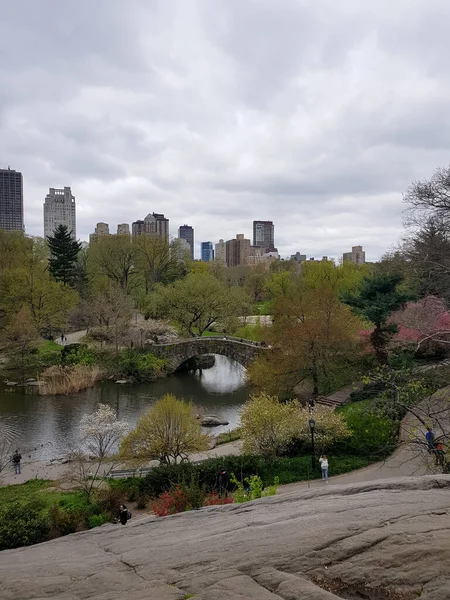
[0, 475, 449, 600]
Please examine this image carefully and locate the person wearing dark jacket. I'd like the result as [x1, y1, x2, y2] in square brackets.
[12, 449, 22, 475]
[118, 504, 128, 525]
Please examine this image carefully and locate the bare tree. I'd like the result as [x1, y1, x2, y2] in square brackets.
[404, 165, 450, 228]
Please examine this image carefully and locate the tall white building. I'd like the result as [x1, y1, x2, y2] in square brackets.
[215, 239, 226, 263]
[44, 187, 76, 238]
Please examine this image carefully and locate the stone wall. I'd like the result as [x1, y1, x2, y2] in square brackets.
[151, 338, 264, 372]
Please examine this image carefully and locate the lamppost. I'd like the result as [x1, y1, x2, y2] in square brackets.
[309, 418, 316, 470]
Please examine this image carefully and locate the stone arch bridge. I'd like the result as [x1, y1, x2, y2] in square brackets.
[151, 337, 266, 373]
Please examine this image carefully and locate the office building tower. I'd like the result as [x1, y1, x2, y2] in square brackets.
[95, 222, 110, 236]
[291, 252, 307, 262]
[132, 220, 146, 236]
[144, 212, 169, 238]
[215, 239, 226, 264]
[178, 225, 194, 259]
[44, 187, 76, 238]
[89, 222, 110, 244]
[253, 220, 274, 251]
[201, 241, 214, 262]
[0, 167, 23, 231]
[117, 223, 130, 235]
[343, 245, 366, 265]
[226, 233, 251, 267]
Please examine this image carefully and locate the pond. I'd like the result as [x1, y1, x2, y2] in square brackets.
[0, 355, 249, 461]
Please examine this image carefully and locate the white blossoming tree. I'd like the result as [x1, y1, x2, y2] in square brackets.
[68, 404, 128, 500]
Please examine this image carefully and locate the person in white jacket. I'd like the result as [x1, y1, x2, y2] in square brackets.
[319, 455, 328, 482]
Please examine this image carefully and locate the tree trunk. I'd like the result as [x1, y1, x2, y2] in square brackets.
[370, 325, 389, 365]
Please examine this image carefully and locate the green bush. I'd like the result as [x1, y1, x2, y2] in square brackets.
[0, 499, 49, 551]
[36, 339, 63, 368]
[60, 343, 96, 366]
[336, 400, 399, 458]
[118, 349, 168, 382]
[113, 454, 372, 500]
[88, 514, 108, 529]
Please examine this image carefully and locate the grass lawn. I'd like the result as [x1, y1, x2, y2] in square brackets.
[254, 300, 272, 315]
[216, 428, 241, 445]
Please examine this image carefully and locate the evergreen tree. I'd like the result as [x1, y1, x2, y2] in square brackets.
[47, 224, 82, 286]
[342, 273, 413, 365]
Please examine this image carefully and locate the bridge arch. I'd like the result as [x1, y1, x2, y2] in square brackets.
[151, 338, 265, 373]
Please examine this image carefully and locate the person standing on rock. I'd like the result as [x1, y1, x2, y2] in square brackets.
[12, 449, 22, 475]
[319, 455, 328, 482]
[426, 427, 436, 453]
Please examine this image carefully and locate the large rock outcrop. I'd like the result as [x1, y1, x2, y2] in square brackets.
[1, 475, 449, 600]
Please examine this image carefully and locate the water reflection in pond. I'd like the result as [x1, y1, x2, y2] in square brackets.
[0, 355, 249, 461]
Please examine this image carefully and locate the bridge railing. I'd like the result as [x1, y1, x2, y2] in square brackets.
[152, 336, 266, 348]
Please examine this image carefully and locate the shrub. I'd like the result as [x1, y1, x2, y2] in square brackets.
[88, 514, 108, 529]
[336, 400, 399, 458]
[203, 492, 234, 506]
[47, 504, 85, 538]
[120, 394, 209, 465]
[240, 393, 351, 458]
[96, 487, 127, 519]
[60, 343, 96, 367]
[0, 499, 49, 550]
[118, 349, 167, 382]
[151, 486, 191, 517]
[36, 339, 63, 368]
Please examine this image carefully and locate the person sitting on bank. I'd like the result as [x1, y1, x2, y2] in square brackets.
[118, 504, 128, 525]
[12, 449, 22, 475]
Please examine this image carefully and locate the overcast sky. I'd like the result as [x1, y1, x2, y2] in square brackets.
[1, 0, 449, 260]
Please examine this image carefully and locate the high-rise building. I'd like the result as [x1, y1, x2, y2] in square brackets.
[89, 222, 109, 244]
[178, 225, 194, 259]
[226, 233, 251, 267]
[215, 239, 226, 264]
[343, 245, 366, 265]
[44, 187, 76, 239]
[0, 167, 23, 231]
[253, 220, 274, 251]
[117, 223, 130, 235]
[291, 252, 307, 262]
[132, 220, 146, 236]
[201, 241, 214, 262]
[144, 213, 169, 238]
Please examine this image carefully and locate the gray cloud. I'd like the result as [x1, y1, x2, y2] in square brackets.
[1, 0, 450, 260]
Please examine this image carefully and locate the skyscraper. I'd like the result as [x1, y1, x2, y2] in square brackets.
[201, 241, 214, 262]
[132, 220, 146, 236]
[144, 213, 169, 238]
[226, 234, 251, 267]
[178, 225, 194, 259]
[89, 222, 109, 244]
[215, 239, 226, 264]
[343, 245, 366, 265]
[0, 167, 23, 231]
[253, 220, 275, 251]
[117, 223, 130, 235]
[44, 187, 76, 238]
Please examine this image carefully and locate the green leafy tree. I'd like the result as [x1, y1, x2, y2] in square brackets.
[87, 234, 139, 295]
[47, 224, 82, 286]
[240, 393, 351, 458]
[154, 273, 251, 337]
[342, 273, 413, 364]
[120, 394, 209, 465]
[250, 284, 365, 398]
[3, 305, 39, 382]
[1, 236, 78, 336]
